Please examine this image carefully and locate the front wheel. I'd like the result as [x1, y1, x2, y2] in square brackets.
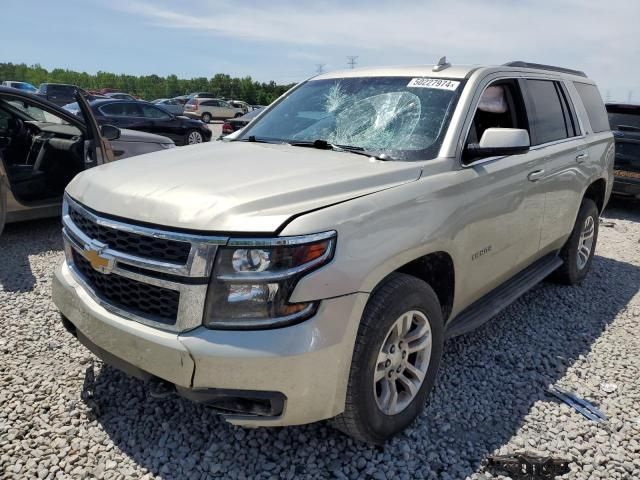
[553, 198, 599, 285]
[185, 129, 204, 145]
[331, 273, 444, 444]
[234, 112, 243, 118]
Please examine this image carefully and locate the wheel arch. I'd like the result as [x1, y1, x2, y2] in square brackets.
[382, 251, 456, 322]
[583, 177, 607, 213]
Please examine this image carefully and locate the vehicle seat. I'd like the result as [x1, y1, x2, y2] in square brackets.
[469, 85, 514, 143]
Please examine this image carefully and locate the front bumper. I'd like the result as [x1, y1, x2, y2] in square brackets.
[52, 261, 368, 426]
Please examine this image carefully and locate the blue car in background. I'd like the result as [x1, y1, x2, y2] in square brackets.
[1, 81, 38, 93]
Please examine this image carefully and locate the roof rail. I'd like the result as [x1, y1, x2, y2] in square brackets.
[503, 61, 587, 78]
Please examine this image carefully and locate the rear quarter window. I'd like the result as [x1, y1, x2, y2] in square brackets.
[574, 83, 610, 133]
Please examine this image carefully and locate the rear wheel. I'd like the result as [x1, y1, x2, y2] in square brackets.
[185, 129, 204, 145]
[234, 112, 243, 118]
[331, 273, 444, 444]
[553, 198, 599, 285]
[201, 112, 212, 123]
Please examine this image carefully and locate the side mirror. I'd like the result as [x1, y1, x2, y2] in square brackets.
[101, 124, 121, 141]
[465, 128, 530, 162]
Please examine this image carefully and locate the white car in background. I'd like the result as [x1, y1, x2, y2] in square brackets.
[182, 98, 244, 123]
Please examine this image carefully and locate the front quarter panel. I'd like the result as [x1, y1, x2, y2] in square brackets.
[281, 158, 467, 309]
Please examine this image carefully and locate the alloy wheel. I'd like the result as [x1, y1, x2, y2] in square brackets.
[188, 131, 203, 144]
[373, 310, 432, 415]
[577, 215, 595, 270]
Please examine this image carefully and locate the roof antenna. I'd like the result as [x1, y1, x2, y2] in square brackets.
[432, 56, 451, 72]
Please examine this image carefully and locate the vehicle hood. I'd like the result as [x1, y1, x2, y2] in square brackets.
[117, 128, 174, 145]
[66, 141, 422, 233]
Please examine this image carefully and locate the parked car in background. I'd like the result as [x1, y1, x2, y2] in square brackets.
[2, 81, 38, 93]
[607, 103, 640, 199]
[183, 98, 243, 123]
[0, 87, 174, 235]
[221, 108, 263, 135]
[90, 99, 211, 145]
[37, 83, 81, 106]
[228, 100, 251, 114]
[172, 95, 190, 105]
[103, 92, 137, 101]
[187, 92, 219, 100]
[152, 98, 184, 115]
[51, 61, 613, 443]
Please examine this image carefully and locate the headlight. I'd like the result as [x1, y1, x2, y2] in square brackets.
[204, 231, 336, 329]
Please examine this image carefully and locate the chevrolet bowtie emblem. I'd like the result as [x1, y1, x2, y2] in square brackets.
[83, 240, 114, 274]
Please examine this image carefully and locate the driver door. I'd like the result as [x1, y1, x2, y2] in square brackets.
[75, 92, 114, 167]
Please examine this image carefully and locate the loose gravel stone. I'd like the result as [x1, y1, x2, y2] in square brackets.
[1, 199, 640, 479]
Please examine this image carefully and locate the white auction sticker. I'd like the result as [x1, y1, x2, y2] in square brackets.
[407, 78, 460, 90]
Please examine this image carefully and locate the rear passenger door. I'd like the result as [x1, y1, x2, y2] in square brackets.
[521, 78, 587, 252]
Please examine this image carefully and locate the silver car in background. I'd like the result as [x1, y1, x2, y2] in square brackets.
[152, 98, 184, 116]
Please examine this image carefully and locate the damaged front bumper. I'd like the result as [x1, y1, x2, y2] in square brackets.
[52, 261, 368, 427]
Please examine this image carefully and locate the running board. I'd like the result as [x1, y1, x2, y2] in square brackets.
[445, 253, 562, 339]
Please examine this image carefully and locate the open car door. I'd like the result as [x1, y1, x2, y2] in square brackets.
[75, 91, 114, 167]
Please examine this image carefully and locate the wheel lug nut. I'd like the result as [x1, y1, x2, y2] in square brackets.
[399, 341, 403, 347]
[388, 371, 393, 378]
[385, 359, 391, 367]
[402, 351, 406, 358]
[396, 366, 402, 373]
[390, 345, 396, 354]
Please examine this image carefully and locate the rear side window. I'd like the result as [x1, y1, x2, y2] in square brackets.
[201, 100, 219, 107]
[141, 104, 171, 119]
[525, 79, 572, 145]
[574, 83, 610, 133]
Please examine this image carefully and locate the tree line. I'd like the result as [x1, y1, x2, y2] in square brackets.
[0, 63, 295, 105]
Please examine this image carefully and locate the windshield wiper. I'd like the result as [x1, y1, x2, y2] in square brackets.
[289, 139, 395, 161]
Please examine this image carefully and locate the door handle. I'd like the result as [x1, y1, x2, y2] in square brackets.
[576, 153, 588, 163]
[527, 169, 545, 182]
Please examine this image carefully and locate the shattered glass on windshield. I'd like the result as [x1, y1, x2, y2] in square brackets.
[242, 76, 462, 161]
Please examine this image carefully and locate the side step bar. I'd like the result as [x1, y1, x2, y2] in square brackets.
[445, 253, 563, 339]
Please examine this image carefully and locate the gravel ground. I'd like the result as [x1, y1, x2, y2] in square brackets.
[1, 198, 639, 480]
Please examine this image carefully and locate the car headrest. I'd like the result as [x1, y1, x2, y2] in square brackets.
[478, 86, 508, 114]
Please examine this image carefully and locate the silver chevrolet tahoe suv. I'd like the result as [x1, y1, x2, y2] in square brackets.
[52, 61, 614, 444]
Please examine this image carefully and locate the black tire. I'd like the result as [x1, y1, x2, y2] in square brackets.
[331, 273, 444, 444]
[201, 112, 212, 123]
[553, 198, 599, 285]
[184, 129, 204, 145]
[234, 112, 243, 118]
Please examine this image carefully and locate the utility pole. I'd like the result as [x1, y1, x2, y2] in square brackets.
[346, 56, 358, 69]
[315, 64, 326, 75]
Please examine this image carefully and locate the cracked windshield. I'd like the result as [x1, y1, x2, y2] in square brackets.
[242, 77, 461, 160]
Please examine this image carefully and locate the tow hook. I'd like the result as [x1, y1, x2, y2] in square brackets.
[149, 378, 176, 399]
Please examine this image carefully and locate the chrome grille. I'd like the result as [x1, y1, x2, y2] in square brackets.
[69, 206, 191, 264]
[72, 250, 180, 324]
[62, 195, 228, 332]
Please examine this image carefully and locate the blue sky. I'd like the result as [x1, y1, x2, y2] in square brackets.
[1, 0, 638, 100]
